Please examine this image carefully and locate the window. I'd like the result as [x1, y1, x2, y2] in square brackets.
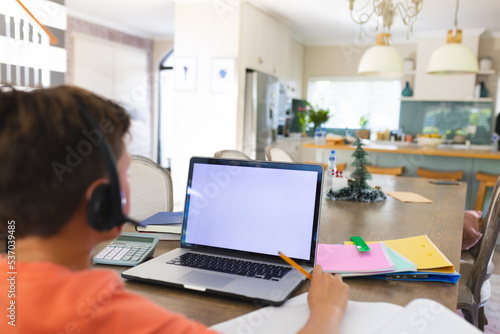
[307, 78, 401, 133]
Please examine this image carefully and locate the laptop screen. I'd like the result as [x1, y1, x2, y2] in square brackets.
[181, 157, 323, 265]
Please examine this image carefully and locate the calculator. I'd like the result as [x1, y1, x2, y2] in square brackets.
[93, 232, 159, 266]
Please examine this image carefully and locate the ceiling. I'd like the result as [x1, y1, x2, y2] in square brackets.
[66, 0, 500, 44]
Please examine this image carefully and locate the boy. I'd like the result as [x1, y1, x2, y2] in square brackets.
[0, 85, 348, 333]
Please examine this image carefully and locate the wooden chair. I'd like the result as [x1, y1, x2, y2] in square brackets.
[416, 167, 463, 181]
[336, 162, 347, 171]
[214, 149, 251, 160]
[265, 145, 294, 162]
[128, 155, 173, 221]
[474, 171, 500, 212]
[366, 165, 404, 176]
[457, 176, 500, 330]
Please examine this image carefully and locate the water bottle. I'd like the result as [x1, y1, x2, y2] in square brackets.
[314, 128, 322, 145]
[491, 134, 499, 152]
[328, 150, 337, 175]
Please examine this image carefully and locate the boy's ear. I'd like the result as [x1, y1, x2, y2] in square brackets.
[85, 178, 108, 201]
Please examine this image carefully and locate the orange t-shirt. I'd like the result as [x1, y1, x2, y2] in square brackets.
[0, 258, 219, 334]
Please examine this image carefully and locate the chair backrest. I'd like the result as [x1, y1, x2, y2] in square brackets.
[474, 171, 500, 212]
[265, 145, 294, 162]
[214, 150, 251, 160]
[467, 176, 500, 305]
[366, 165, 404, 176]
[416, 167, 463, 181]
[128, 155, 173, 221]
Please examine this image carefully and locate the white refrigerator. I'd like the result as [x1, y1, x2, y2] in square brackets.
[243, 70, 280, 160]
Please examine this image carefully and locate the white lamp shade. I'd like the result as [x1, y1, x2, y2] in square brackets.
[358, 45, 403, 77]
[427, 43, 478, 74]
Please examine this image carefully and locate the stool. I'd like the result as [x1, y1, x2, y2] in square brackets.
[366, 165, 404, 176]
[337, 163, 347, 171]
[416, 167, 463, 181]
[474, 172, 500, 212]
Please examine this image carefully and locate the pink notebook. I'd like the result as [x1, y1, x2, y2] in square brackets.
[316, 242, 394, 273]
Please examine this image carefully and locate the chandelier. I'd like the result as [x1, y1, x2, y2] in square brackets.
[348, 0, 423, 38]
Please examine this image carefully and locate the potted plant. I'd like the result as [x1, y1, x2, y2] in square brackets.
[356, 114, 370, 139]
[305, 101, 331, 133]
[296, 105, 308, 137]
[453, 128, 468, 144]
[444, 128, 468, 144]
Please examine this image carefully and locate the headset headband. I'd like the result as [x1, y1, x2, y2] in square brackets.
[76, 101, 142, 229]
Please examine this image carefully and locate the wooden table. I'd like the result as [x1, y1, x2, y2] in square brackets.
[94, 174, 466, 326]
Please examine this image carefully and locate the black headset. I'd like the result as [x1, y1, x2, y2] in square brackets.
[77, 102, 142, 231]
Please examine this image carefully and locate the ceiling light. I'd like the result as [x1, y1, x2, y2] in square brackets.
[427, 0, 478, 75]
[348, 0, 423, 38]
[358, 33, 403, 77]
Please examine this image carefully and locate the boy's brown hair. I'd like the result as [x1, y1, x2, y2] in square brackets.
[0, 85, 130, 237]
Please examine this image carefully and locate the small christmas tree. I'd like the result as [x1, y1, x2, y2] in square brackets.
[327, 137, 386, 202]
[350, 136, 371, 190]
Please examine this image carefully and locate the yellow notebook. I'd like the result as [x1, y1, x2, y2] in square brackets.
[345, 235, 454, 273]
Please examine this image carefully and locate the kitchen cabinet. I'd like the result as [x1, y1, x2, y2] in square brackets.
[276, 137, 313, 162]
[285, 39, 304, 99]
[241, 3, 290, 80]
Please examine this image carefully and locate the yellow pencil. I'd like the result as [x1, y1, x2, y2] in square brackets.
[278, 251, 313, 280]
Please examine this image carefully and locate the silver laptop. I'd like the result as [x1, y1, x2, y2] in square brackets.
[122, 157, 323, 305]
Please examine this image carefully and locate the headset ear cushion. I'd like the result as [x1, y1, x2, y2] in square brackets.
[87, 184, 115, 231]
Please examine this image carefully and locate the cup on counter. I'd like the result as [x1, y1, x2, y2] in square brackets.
[405, 134, 414, 142]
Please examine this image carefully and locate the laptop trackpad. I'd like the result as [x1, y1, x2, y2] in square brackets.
[181, 271, 235, 289]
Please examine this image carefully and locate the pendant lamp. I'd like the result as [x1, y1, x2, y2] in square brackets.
[427, 0, 478, 75]
[358, 33, 403, 77]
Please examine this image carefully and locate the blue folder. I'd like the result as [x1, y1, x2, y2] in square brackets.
[369, 271, 460, 283]
[141, 211, 184, 225]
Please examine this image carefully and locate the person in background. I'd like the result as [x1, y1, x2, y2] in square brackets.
[0, 85, 349, 334]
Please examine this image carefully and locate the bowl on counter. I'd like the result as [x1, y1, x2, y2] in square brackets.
[417, 137, 443, 149]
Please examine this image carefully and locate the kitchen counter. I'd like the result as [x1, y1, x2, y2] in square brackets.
[303, 140, 500, 210]
[303, 142, 500, 160]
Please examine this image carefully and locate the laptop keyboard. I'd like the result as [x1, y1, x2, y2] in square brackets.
[166, 253, 292, 281]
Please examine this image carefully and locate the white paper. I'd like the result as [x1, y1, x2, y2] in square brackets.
[210, 294, 481, 334]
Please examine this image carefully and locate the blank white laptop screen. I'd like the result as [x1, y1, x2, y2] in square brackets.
[183, 162, 319, 260]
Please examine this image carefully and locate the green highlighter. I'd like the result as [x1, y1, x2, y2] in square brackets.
[351, 236, 371, 252]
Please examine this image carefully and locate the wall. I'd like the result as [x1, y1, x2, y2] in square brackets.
[413, 33, 480, 101]
[67, 16, 154, 158]
[303, 37, 500, 103]
[399, 100, 494, 144]
[303, 38, 500, 138]
[303, 43, 417, 96]
[288, 38, 304, 99]
[152, 39, 174, 161]
[154, 39, 174, 68]
[171, 2, 240, 207]
[0, 0, 66, 88]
